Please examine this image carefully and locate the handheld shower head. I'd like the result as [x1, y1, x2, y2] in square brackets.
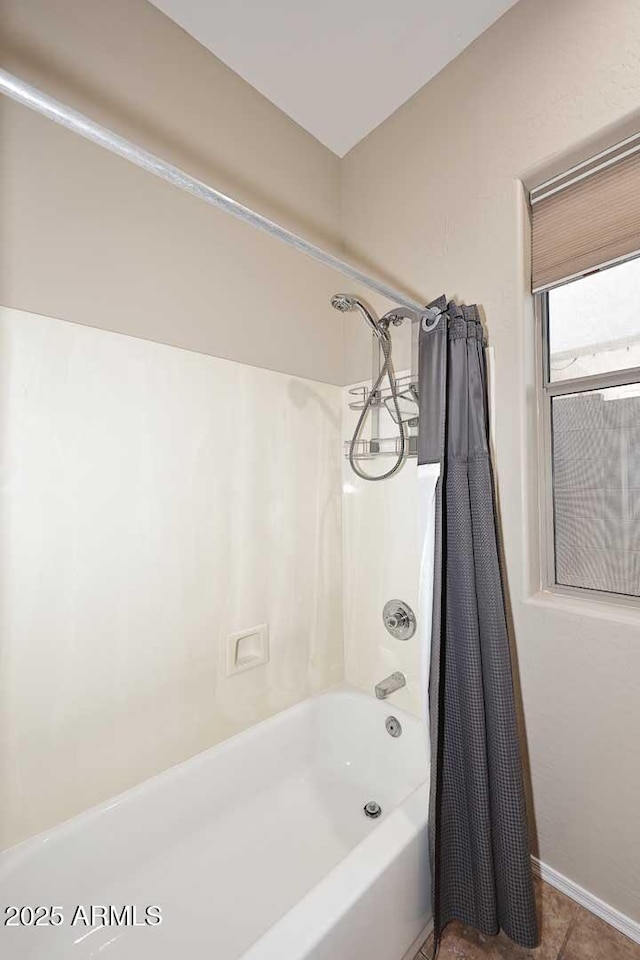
[330, 294, 356, 313]
[331, 293, 407, 481]
[330, 294, 388, 341]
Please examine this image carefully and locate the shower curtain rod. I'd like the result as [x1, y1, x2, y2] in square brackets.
[0, 69, 424, 312]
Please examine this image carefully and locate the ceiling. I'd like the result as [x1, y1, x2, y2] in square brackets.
[149, 0, 519, 157]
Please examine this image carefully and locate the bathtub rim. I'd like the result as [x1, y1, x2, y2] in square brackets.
[0, 683, 425, 866]
[240, 776, 431, 960]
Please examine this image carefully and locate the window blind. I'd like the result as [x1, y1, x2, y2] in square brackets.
[530, 134, 640, 292]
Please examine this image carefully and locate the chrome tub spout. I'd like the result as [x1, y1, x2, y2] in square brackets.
[375, 672, 406, 699]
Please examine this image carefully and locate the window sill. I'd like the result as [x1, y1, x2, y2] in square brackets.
[525, 586, 640, 627]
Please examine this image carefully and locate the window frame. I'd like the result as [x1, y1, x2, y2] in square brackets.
[535, 276, 640, 609]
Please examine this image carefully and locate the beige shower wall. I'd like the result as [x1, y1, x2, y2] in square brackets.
[0, 0, 345, 384]
[0, 305, 343, 848]
[341, 0, 640, 925]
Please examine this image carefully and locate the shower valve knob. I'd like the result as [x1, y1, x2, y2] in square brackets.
[382, 600, 416, 641]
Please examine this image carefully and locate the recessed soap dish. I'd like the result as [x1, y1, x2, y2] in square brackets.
[226, 624, 269, 676]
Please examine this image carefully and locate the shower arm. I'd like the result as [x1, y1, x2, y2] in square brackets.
[380, 305, 442, 331]
[0, 68, 428, 314]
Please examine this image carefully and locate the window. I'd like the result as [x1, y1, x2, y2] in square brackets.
[538, 256, 640, 600]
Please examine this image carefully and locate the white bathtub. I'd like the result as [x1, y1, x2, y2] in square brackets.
[0, 687, 431, 960]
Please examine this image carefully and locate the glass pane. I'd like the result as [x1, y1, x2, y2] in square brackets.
[552, 386, 640, 597]
[548, 257, 640, 382]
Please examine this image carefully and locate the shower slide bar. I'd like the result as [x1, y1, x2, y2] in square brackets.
[0, 69, 424, 313]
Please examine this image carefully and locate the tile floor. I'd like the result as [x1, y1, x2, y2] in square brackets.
[415, 878, 640, 960]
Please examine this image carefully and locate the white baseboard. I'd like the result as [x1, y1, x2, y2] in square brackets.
[532, 857, 640, 945]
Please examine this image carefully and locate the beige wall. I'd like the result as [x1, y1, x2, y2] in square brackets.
[0, 0, 346, 384]
[0, 306, 343, 848]
[341, 0, 640, 924]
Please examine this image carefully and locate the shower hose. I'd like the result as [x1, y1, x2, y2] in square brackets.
[349, 333, 407, 482]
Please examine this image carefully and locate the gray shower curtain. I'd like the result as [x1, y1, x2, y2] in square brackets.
[418, 299, 538, 950]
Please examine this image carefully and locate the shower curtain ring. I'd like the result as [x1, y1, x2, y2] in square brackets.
[421, 307, 442, 332]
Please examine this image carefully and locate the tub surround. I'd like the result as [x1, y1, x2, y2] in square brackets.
[342, 376, 422, 717]
[0, 306, 343, 849]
